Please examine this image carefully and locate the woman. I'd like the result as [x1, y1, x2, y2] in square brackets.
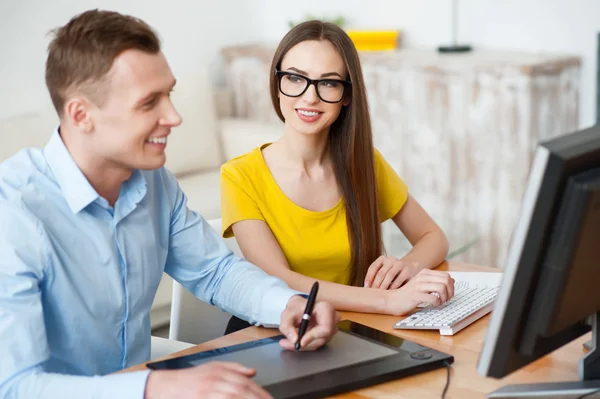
[220, 21, 454, 333]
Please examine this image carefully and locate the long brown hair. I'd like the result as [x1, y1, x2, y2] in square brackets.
[269, 20, 382, 286]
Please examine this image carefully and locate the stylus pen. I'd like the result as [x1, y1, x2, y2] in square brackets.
[295, 281, 319, 351]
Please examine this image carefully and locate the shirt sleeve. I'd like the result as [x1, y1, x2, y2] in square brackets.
[220, 161, 264, 238]
[0, 202, 151, 399]
[161, 170, 299, 327]
[374, 149, 409, 221]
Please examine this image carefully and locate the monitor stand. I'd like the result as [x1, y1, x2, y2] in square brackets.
[488, 312, 600, 398]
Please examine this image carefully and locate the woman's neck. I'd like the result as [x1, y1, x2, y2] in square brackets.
[276, 128, 331, 173]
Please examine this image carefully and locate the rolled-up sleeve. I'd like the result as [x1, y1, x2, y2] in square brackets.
[162, 171, 299, 327]
[0, 203, 151, 399]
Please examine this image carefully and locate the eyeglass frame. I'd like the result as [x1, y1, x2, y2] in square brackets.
[275, 70, 352, 104]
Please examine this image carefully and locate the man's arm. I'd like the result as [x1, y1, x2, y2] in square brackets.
[161, 171, 299, 327]
[0, 203, 151, 399]
[2, 371, 151, 399]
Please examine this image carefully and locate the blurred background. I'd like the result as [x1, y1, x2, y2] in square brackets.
[1, 0, 598, 125]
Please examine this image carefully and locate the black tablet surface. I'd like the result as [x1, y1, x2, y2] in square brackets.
[147, 320, 453, 398]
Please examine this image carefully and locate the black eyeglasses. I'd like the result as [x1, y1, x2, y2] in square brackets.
[275, 70, 351, 104]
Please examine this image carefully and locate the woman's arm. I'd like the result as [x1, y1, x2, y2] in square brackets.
[232, 219, 453, 316]
[392, 194, 449, 271]
[364, 194, 449, 290]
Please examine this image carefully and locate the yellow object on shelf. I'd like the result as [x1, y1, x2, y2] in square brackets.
[346, 30, 399, 51]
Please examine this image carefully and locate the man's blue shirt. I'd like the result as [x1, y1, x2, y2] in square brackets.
[0, 130, 296, 398]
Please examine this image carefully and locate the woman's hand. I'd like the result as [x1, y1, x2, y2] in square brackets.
[364, 256, 419, 290]
[382, 269, 455, 316]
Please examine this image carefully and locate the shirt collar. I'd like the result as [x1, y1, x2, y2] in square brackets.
[122, 168, 148, 207]
[44, 128, 100, 214]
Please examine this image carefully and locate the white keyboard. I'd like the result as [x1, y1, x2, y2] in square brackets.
[394, 277, 500, 336]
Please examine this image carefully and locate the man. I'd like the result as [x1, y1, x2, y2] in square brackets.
[0, 9, 338, 399]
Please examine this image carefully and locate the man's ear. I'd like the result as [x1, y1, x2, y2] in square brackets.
[64, 97, 94, 133]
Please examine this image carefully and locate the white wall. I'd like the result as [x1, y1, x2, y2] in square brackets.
[257, 0, 600, 129]
[1, 1, 599, 127]
[0, 0, 261, 119]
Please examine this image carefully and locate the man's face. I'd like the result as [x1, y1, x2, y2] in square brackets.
[84, 49, 181, 171]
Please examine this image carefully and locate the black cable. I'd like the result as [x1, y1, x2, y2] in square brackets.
[441, 361, 451, 399]
[575, 388, 600, 399]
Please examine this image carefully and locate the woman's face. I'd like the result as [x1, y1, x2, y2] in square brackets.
[278, 39, 350, 138]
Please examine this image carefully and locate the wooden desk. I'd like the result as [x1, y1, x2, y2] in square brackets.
[124, 261, 590, 398]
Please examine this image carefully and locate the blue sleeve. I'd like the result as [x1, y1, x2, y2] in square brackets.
[160, 170, 298, 326]
[2, 371, 151, 399]
[0, 202, 151, 398]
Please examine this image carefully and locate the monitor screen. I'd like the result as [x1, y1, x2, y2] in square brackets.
[477, 125, 600, 397]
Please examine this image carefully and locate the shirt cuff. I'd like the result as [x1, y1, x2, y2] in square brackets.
[258, 286, 304, 328]
[8, 368, 152, 399]
[108, 369, 152, 398]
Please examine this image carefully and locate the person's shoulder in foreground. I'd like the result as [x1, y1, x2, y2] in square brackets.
[0, 134, 157, 399]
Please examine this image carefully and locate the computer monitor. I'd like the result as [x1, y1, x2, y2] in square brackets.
[477, 124, 600, 398]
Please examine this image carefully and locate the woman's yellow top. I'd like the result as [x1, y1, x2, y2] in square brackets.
[220, 144, 408, 285]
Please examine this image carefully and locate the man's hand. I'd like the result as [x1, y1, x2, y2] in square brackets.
[383, 269, 455, 316]
[364, 256, 419, 289]
[278, 295, 339, 351]
[145, 361, 272, 399]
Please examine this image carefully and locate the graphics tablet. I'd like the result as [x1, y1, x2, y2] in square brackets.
[147, 320, 453, 398]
